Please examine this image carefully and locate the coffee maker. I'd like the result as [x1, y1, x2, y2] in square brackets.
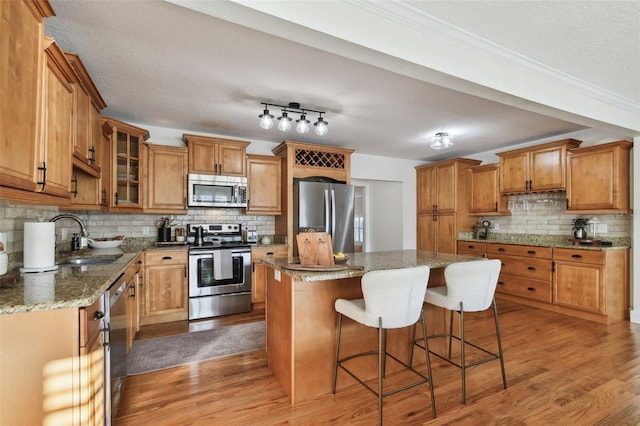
[474, 220, 491, 240]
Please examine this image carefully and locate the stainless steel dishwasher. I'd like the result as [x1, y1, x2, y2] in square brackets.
[106, 274, 127, 424]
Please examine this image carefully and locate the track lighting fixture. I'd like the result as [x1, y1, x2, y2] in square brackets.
[259, 102, 328, 136]
[430, 132, 453, 149]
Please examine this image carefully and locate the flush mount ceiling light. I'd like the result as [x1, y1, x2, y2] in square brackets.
[430, 132, 453, 150]
[259, 102, 328, 136]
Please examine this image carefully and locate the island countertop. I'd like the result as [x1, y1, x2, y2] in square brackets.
[261, 249, 483, 282]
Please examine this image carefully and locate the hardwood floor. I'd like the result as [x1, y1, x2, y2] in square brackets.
[116, 300, 640, 425]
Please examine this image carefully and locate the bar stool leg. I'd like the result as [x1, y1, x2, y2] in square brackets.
[493, 298, 508, 390]
[378, 317, 383, 425]
[419, 310, 437, 418]
[459, 302, 466, 404]
[333, 313, 343, 394]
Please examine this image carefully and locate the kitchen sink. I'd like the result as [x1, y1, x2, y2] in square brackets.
[56, 257, 119, 267]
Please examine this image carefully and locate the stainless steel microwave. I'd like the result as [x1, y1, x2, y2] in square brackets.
[188, 174, 247, 208]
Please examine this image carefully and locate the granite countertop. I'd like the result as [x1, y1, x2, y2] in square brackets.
[0, 244, 188, 315]
[457, 233, 630, 250]
[261, 250, 484, 282]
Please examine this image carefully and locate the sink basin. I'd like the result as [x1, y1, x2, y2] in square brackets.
[56, 257, 118, 267]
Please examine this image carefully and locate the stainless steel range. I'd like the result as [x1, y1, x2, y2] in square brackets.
[187, 223, 251, 320]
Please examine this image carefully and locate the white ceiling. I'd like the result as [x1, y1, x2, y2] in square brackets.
[45, 0, 640, 162]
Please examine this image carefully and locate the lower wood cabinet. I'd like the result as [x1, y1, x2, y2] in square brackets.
[552, 247, 629, 322]
[141, 250, 188, 325]
[251, 245, 288, 306]
[125, 254, 143, 351]
[458, 240, 629, 324]
[0, 296, 107, 425]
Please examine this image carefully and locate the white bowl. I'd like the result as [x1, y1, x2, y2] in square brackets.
[88, 238, 124, 249]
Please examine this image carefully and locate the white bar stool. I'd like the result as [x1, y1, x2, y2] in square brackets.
[413, 258, 507, 404]
[332, 266, 436, 425]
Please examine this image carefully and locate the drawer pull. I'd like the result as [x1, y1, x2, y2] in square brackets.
[266, 251, 274, 256]
[93, 311, 105, 321]
[497, 281, 505, 286]
[527, 266, 536, 271]
[498, 247, 506, 252]
[527, 250, 536, 255]
[571, 254, 583, 259]
[467, 245, 475, 249]
[162, 256, 173, 260]
[527, 287, 536, 292]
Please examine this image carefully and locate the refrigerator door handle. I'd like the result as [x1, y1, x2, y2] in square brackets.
[324, 189, 331, 234]
[330, 189, 336, 238]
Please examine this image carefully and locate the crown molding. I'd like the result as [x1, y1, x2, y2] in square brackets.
[348, 0, 639, 113]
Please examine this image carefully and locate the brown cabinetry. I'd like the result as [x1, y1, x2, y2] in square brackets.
[469, 163, 509, 215]
[246, 154, 282, 215]
[566, 141, 632, 214]
[497, 139, 581, 194]
[487, 243, 553, 303]
[65, 52, 106, 210]
[125, 255, 142, 352]
[79, 294, 107, 425]
[143, 143, 188, 213]
[184, 134, 249, 176]
[462, 239, 630, 324]
[101, 118, 149, 211]
[0, 0, 54, 200]
[251, 245, 288, 306]
[416, 158, 480, 254]
[553, 247, 628, 323]
[141, 250, 188, 325]
[40, 37, 75, 199]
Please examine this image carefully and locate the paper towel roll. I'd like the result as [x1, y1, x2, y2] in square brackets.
[20, 221, 58, 272]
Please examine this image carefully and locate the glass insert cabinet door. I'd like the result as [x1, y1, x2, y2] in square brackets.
[115, 131, 140, 206]
[102, 118, 149, 209]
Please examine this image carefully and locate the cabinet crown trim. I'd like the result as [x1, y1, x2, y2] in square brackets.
[496, 138, 582, 157]
[182, 133, 250, 147]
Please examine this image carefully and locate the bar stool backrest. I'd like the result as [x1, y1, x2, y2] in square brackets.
[443, 259, 501, 312]
[361, 266, 430, 329]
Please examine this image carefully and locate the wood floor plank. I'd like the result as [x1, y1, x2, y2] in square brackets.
[115, 300, 640, 425]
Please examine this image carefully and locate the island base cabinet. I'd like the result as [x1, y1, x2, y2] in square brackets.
[265, 266, 448, 404]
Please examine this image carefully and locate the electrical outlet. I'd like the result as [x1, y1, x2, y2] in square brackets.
[143, 226, 149, 235]
[0, 232, 6, 247]
[61, 228, 68, 240]
[493, 223, 500, 230]
[595, 223, 607, 234]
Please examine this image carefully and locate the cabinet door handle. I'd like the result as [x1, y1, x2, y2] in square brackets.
[571, 254, 583, 259]
[114, 192, 119, 206]
[71, 175, 78, 198]
[498, 247, 506, 252]
[37, 162, 47, 191]
[527, 266, 536, 271]
[162, 256, 173, 260]
[93, 310, 105, 320]
[527, 250, 536, 255]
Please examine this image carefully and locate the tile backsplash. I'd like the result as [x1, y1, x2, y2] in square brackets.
[0, 200, 275, 262]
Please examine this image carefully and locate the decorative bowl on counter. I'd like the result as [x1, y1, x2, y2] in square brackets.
[88, 237, 125, 249]
[334, 255, 349, 265]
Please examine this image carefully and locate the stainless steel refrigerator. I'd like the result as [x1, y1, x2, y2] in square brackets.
[294, 181, 355, 256]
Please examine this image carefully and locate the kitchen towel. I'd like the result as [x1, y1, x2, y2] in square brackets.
[20, 221, 58, 272]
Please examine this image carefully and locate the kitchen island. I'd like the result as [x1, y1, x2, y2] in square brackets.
[261, 249, 483, 404]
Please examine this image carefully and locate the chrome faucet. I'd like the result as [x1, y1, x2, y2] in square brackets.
[49, 214, 90, 237]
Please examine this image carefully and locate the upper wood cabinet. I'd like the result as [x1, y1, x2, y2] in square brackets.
[246, 154, 282, 215]
[497, 139, 582, 194]
[101, 118, 149, 211]
[566, 141, 632, 214]
[0, 0, 54, 200]
[40, 37, 75, 199]
[183, 134, 249, 176]
[65, 52, 106, 175]
[416, 158, 480, 253]
[143, 143, 188, 214]
[469, 163, 509, 215]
